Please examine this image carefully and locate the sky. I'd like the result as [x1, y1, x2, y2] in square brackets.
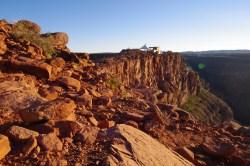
[1, 0, 250, 53]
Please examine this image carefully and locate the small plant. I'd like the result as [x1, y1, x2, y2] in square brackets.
[11, 21, 56, 59]
[106, 74, 121, 91]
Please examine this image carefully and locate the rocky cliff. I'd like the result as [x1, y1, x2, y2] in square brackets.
[0, 19, 249, 166]
[93, 49, 233, 124]
[97, 49, 200, 106]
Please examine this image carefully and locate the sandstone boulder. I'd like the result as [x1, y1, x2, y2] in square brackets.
[0, 134, 11, 160]
[6, 125, 39, 142]
[20, 98, 76, 123]
[0, 79, 44, 114]
[37, 133, 63, 151]
[38, 87, 58, 100]
[76, 93, 93, 108]
[55, 120, 83, 138]
[103, 124, 194, 166]
[9, 56, 52, 79]
[50, 57, 65, 68]
[57, 76, 81, 91]
[74, 125, 99, 145]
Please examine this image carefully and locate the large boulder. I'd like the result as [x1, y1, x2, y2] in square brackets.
[20, 98, 76, 123]
[6, 125, 39, 142]
[0, 134, 11, 160]
[0, 78, 44, 124]
[37, 133, 63, 151]
[8, 56, 52, 79]
[41, 32, 68, 50]
[103, 124, 194, 166]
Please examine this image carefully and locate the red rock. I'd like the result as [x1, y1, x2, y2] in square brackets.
[55, 120, 83, 138]
[26, 43, 44, 60]
[38, 87, 58, 100]
[93, 96, 112, 106]
[124, 120, 139, 128]
[122, 111, 145, 122]
[98, 120, 115, 129]
[6, 125, 39, 142]
[88, 117, 98, 126]
[50, 57, 65, 68]
[74, 125, 99, 145]
[38, 133, 63, 151]
[57, 76, 81, 91]
[20, 98, 76, 123]
[9, 56, 52, 79]
[176, 147, 194, 162]
[201, 142, 236, 158]
[76, 93, 92, 108]
[22, 136, 37, 155]
[0, 134, 11, 160]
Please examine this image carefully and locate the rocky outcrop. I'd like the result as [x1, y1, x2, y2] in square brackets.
[103, 124, 193, 166]
[97, 49, 201, 105]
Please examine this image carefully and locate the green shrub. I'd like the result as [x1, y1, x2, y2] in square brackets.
[11, 21, 55, 59]
[106, 75, 121, 91]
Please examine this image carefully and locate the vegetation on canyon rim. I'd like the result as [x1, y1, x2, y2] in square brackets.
[11, 21, 56, 59]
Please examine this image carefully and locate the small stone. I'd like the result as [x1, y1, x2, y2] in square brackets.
[88, 117, 98, 126]
[98, 120, 115, 129]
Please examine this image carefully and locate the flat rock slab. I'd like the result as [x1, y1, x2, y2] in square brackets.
[104, 124, 194, 166]
[9, 56, 52, 79]
[20, 98, 76, 123]
[7, 125, 39, 142]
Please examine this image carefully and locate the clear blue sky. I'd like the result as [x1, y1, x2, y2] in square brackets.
[1, 0, 250, 52]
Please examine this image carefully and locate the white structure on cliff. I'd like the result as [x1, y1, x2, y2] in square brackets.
[140, 44, 161, 54]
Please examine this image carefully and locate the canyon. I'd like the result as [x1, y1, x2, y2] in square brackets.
[0, 19, 249, 166]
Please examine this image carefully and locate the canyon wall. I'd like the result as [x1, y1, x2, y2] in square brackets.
[96, 49, 201, 106]
[93, 49, 233, 124]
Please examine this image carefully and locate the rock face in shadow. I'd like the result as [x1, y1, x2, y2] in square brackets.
[103, 124, 194, 166]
